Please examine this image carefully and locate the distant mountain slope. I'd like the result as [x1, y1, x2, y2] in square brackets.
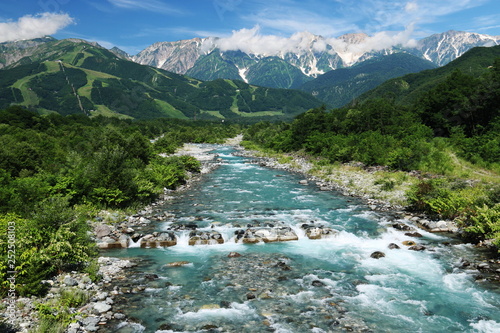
[358, 45, 500, 105]
[299, 53, 437, 107]
[0, 36, 56, 69]
[409, 30, 500, 66]
[0, 39, 322, 120]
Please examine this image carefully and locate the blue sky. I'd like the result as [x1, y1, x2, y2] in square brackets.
[1, 0, 500, 54]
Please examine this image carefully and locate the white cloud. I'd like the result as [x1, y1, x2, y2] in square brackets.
[201, 25, 417, 62]
[107, 0, 183, 14]
[0, 13, 74, 43]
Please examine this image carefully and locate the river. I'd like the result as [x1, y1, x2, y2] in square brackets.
[102, 145, 500, 333]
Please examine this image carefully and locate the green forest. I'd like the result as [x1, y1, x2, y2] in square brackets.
[0, 107, 240, 296]
[243, 61, 500, 251]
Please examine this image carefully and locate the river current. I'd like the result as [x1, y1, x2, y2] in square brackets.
[104, 145, 500, 333]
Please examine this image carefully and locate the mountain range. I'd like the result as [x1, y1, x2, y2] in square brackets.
[1, 29, 499, 118]
[131, 30, 500, 89]
[0, 39, 322, 120]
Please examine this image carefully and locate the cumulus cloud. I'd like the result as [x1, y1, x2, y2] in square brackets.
[203, 26, 321, 56]
[0, 13, 74, 43]
[201, 25, 417, 62]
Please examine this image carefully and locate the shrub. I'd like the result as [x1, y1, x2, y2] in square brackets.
[459, 204, 500, 250]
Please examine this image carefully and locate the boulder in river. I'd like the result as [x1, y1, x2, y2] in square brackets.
[370, 251, 386, 259]
[409, 245, 426, 251]
[165, 261, 191, 267]
[188, 230, 224, 245]
[97, 236, 127, 249]
[141, 231, 177, 248]
[392, 223, 413, 231]
[236, 227, 298, 243]
[301, 224, 338, 240]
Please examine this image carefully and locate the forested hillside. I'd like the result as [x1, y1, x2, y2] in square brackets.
[0, 39, 323, 121]
[358, 45, 500, 105]
[244, 50, 500, 250]
[299, 53, 437, 108]
[0, 107, 240, 296]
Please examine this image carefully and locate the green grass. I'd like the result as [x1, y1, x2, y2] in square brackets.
[89, 105, 134, 119]
[154, 99, 189, 119]
[12, 76, 40, 106]
[10, 61, 65, 106]
[233, 110, 284, 117]
[203, 110, 224, 119]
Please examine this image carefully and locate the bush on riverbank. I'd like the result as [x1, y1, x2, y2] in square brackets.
[406, 178, 500, 249]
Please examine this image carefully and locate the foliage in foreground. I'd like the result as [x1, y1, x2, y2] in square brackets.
[0, 107, 240, 296]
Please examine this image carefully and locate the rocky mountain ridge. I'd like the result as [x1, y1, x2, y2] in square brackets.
[130, 30, 500, 89]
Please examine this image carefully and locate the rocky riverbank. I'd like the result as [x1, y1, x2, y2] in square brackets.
[1, 257, 137, 333]
[235, 143, 500, 284]
[4, 137, 497, 332]
[0, 142, 225, 333]
[236, 146, 459, 233]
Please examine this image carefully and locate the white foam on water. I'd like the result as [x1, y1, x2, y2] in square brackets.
[231, 163, 258, 170]
[360, 246, 445, 281]
[128, 237, 143, 248]
[365, 273, 413, 287]
[296, 273, 338, 289]
[217, 153, 235, 158]
[269, 323, 294, 333]
[294, 194, 315, 202]
[236, 189, 253, 194]
[168, 285, 182, 291]
[115, 321, 146, 332]
[175, 302, 256, 322]
[470, 319, 500, 332]
[353, 211, 378, 220]
[471, 290, 500, 309]
[286, 290, 316, 303]
[442, 272, 472, 291]
[144, 287, 162, 293]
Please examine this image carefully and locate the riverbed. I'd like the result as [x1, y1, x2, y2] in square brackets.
[101, 144, 500, 333]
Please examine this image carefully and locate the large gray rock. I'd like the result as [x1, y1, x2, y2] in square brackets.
[94, 224, 112, 238]
[63, 276, 78, 286]
[301, 224, 338, 239]
[141, 231, 177, 247]
[189, 230, 224, 245]
[93, 302, 112, 313]
[235, 227, 298, 243]
[82, 316, 100, 331]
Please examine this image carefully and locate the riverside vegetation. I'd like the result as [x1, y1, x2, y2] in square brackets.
[243, 60, 500, 252]
[0, 108, 239, 330]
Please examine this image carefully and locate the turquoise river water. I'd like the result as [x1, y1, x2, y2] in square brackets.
[103, 145, 500, 333]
